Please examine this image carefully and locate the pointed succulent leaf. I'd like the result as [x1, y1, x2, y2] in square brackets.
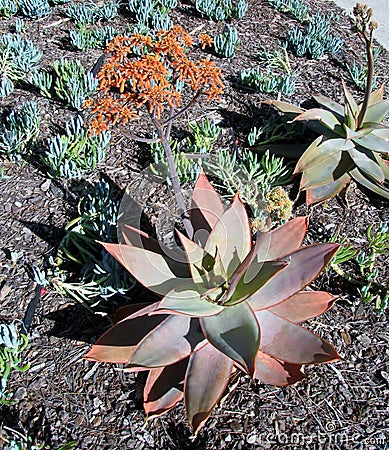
[185, 343, 233, 434]
[344, 125, 363, 140]
[256, 310, 341, 364]
[191, 172, 225, 246]
[129, 315, 205, 368]
[224, 261, 287, 305]
[176, 228, 211, 284]
[293, 109, 343, 133]
[85, 308, 166, 363]
[300, 151, 343, 189]
[295, 136, 354, 174]
[268, 291, 335, 322]
[122, 224, 185, 263]
[305, 173, 351, 204]
[354, 131, 389, 153]
[372, 152, 389, 179]
[254, 217, 308, 262]
[205, 194, 251, 277]
[114, 302, 156, 323]
[313, 95, 344, 119]
[254, 350, 305, 386]
[156, 281, 224, 317]
[342, 81, 359, 118]
[264, 99, 304, 116]
[371, 126, 389, 140]
[249, 243, 340, 310]
[102, 242, 190, 294]
[350, 168, 389, 199]
[348, 148, 385, 183]
[144, 358, 188, 419]
[368, 83, 385, 105]
[122, 225, 161, 252]
[363, 100, 389, 124]
[200, 302, 260, 376]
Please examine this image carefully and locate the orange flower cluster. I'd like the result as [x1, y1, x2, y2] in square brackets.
[86, 26, 224, 134]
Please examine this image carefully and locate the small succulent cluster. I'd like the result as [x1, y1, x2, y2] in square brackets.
[127, 0, 177, 31]
[41, 115, 110, 179]
[0, 321, 29, 402]
[195, 0, 248, 21]
[266, 0, 309, 22]
[288, 13, 343, 59]
[0, 0, 52, 19]
[240, 44, 296, 96]
[0, 0, 17, 18]
[240, 66, 296, 96]
[205, 149, 291, 227]
[66, 0, 119, 25]
[213, 25, 240, 58]
[51, 179, 135, 308]
[30, 59, 98, 109]
[330, 222, 389, 312]
[18, 0, 51, 18]
[0, 33, 42, 98]
[86, 173, 340, 433]
[0, 101, 41, 162]
[70, 25, 117, 51]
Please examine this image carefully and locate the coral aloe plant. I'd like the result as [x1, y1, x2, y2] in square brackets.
[86, 174, 340, 433]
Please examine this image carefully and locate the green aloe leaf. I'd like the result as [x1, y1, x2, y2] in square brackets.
[363, 100, 389, 124]
[205, 194, 251, 278]
[350, 168, 389, 199]
[129, 316, 205, 368]
[342, 81, 359, 129]
[268, 291, 335, 323]
[176, 229, 210, 284]
[200, 301, 260, 376]
[263, 99, 304, 116]
[354, 132, 389, 153]
[191, 172, 225, 246]
[144, 358, 188, 419]
[249, 243, 339, 310]
[293, 109, 343, 134]
[224, 261, 287, 305]
[254, 217, 308, 262]
[348, 148, 385, 183]
[254, 350, 305, 386]
[156, 281, 224, 317]
[256, 310, 341, 364]
[185, 343, 233, 434]
[313, 94, 344, 119]
[305, 173, 350, 204]
[368, 84, 385, 105]
[300, 151, 343, 189]
[295, 136, 354, 174]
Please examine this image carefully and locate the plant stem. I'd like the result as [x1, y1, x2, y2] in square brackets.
[152, 116, 194, 239]
[357, 29, 374, 129]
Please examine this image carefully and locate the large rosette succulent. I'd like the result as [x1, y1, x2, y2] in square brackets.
[86, 173, 340, 433]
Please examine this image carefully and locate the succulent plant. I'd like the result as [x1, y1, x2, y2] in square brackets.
[86, 173, 340, 433]
[265, 82, 389, 203]
[263, 3, 389, 204]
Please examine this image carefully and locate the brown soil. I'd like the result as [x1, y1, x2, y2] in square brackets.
[0, 1, 388, 449]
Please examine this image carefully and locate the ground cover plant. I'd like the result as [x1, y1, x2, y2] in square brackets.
[0, 0, 388, 448]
